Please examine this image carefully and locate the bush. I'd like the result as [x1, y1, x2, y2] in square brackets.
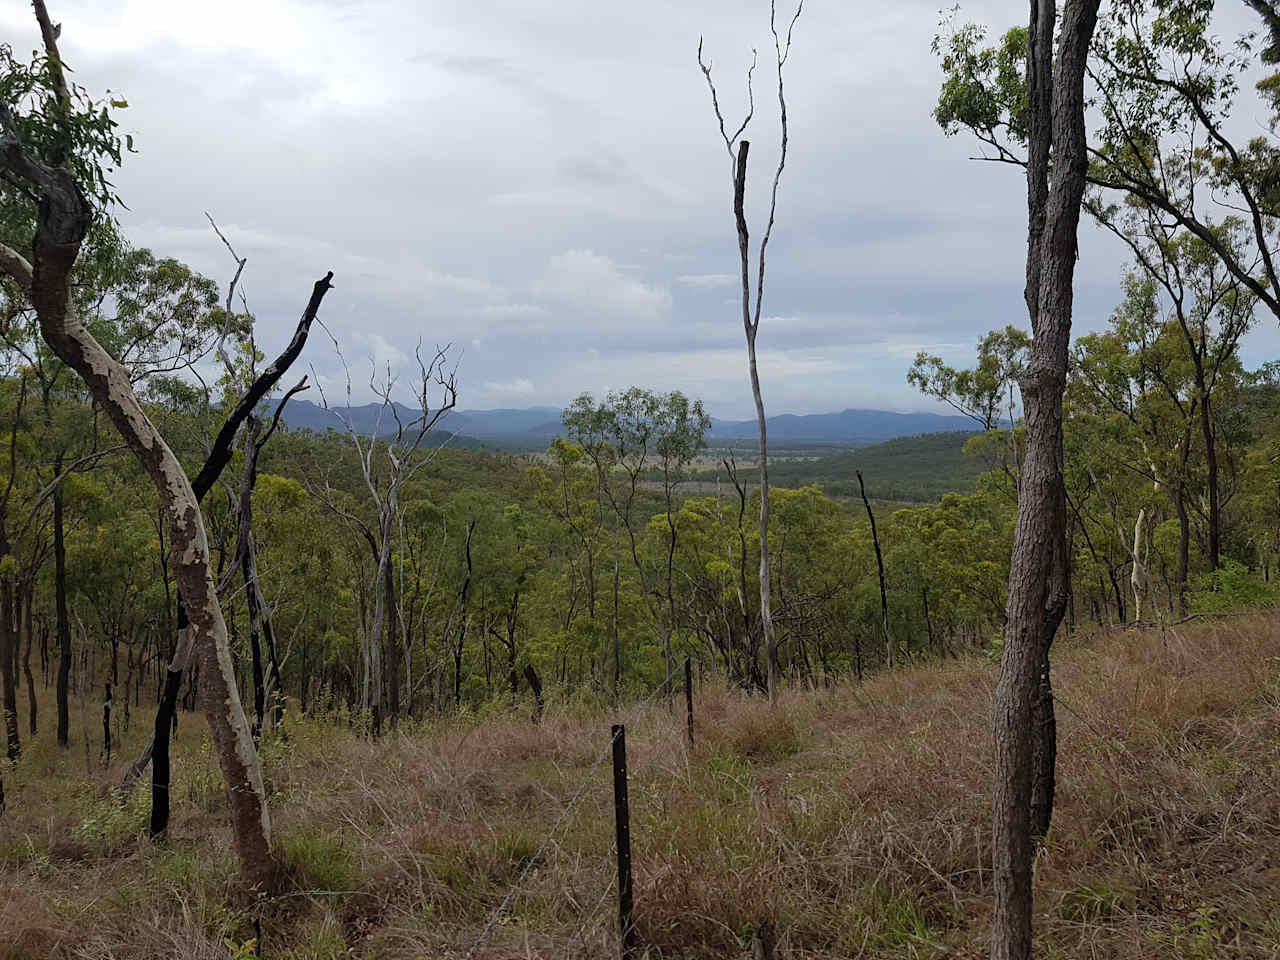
[1188, 560, 1280, 614]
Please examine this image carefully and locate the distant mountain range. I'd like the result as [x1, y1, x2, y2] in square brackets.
[281, 400, 980, 449]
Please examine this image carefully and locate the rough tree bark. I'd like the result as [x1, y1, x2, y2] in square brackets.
[991, 2, 1100, 959]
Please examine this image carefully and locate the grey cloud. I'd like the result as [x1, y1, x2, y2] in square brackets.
[5, 0, 1269, 417]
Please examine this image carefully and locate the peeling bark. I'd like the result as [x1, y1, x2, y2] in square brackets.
[0, 16, 287, 888]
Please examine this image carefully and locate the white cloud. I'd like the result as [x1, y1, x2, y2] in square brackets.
[676, 273, 738, 289]
[534, 249, 672, 323]
[476, 303, 549, 318]
[483, 377, 536, 396]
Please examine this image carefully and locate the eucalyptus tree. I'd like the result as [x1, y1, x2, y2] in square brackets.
[0, 1, 279, 886]
[563, 387, 709, 693]
[909, 326, 1030, 495]
[936, 2, 1103, 958]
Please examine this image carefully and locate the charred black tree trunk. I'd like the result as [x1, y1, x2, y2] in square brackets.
[524, 664, 544, 723]
[102, 682, 113, 763]
[22, 585, 36, 735]
[122, 277, 332, 837]
[0, 576, 19, 762]
[384, 546, 400, 728]
[454, 520, 476, 707]
[243, 543, 266, 744]
[857, 471, 893, 668]
[54, 481, 71, 747]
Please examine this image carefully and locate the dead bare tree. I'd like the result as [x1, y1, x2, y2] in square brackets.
[991, 2, 1100, 959]
[698, 0, 802, 706]
[856, 471, 894, 669]
[316, 342, 458, 734]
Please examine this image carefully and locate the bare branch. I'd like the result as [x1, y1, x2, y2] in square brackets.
[205, 212, 248, 383]
[698, 39, 757, 158]
[257, 376, 309, 451]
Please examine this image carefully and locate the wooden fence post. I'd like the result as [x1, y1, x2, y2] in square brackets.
[612, 724, 636, 960]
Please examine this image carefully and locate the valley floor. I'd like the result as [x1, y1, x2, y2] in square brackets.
[2, 615, 1279, 958]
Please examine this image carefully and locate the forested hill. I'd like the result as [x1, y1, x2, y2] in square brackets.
[279, 399, 978, 450]
[708, 407, 980, 445]
[766, 431, 987, 502]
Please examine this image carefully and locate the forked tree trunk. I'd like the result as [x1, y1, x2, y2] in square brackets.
[991, 2, 1099, 958]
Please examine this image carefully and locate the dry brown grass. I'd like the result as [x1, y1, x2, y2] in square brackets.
[2, 614, 1278, 958]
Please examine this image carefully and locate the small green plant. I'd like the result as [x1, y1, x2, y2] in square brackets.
[282, 829, 359, 896]
[872, 891, 939, 948]
[1060, 882, 1124, 922]
[224, 937, 258, 960]
[76, 786, 149, 851]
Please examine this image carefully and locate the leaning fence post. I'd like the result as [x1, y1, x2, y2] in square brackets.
[684, 656, 694, 746]
[612, 724, 637, 960]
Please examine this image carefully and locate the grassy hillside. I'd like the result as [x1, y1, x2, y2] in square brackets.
[766, 431, 987, 502]
[2, 615, 1277, 958]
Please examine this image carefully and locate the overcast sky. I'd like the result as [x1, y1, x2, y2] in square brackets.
[5, 0, 1279, 416]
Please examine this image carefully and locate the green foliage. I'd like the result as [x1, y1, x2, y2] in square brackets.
[1188, 561, 1280, 614]
[0, 41, 131, 220]
[281, 829, 360, 896]
[75, 786, 150, 851]
[932, 15, 1028, 145]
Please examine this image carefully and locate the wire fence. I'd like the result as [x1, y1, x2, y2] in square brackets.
[462, 668, 681, 959]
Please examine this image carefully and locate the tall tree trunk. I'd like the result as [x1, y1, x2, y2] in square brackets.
[1, 577, 19, 762]
[22, 584, 36, 735]
[991, 3, 1099, 960]
[857, 471, 893, 668]
[612, 554, 621, 695]
[384, 532, 400, 727]
[54, 481, 71, 747]
[1199, 389, 1221, 571]
[1175, 485, 1190, 615]
[733, 143, 780, 705]
[254, 540, 284, 731]
[242, 543, 266, 744]
[369, 530, 390, 737]
[455, 520, 475, 707]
